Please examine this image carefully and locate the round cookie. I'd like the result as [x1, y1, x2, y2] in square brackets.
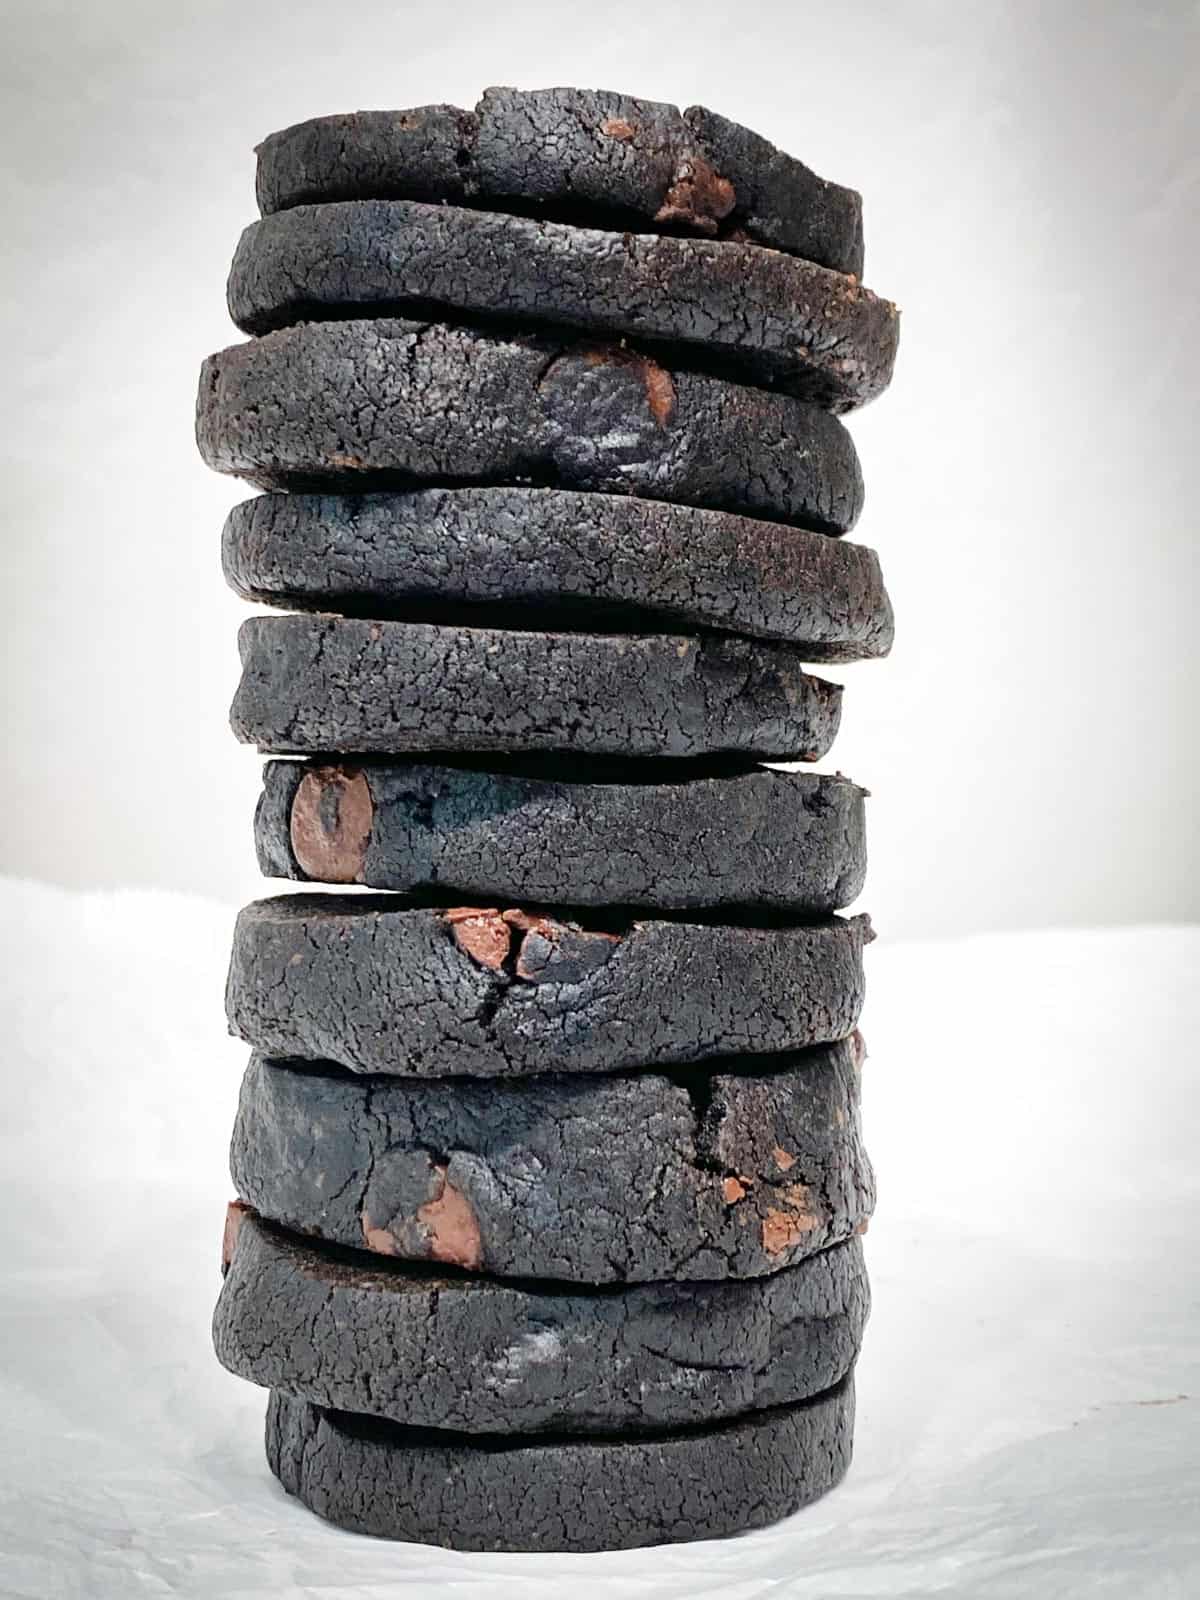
[231, 1040, 874, 1281]
[228, 201, 898, 410]
[264, 1378, 856, 1552]
[222, 487, 894, 657]
[217, 1209, 868, 1433]
[230, 616, 843, 762]
[255, 86, 865, 278]
[254, 759, 868, 912]
[196, 318, 864, 534]
[225, 894, 871, 1078]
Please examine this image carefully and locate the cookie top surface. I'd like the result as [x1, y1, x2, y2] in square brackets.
[254, 86, 865, 277]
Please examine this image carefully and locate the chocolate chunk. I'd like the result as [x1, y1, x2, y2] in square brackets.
[230, 1041, 874, 1281]
[196, 318, 864, 533]
[222, 487, 893, 656]
[228, 201, 897, 410]
[264, 1377, 855, 1551]
[216, 1210, 867, 1431]
[230, 615, 843, 762]
[255, 86, 864, 277]
[255, 759, 868, 912]
[224, 894, 871, 1077]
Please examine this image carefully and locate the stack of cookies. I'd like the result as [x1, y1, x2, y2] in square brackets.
[197, 86, 899, 1553]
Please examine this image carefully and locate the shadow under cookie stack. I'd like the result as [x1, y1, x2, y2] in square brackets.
[199, 86, 899, 1553]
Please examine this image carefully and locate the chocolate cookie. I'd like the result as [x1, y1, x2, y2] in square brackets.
[217, 1210, 867, 1432]
[264, 1378, 855, 1551]
[196, 318, 864, 533]
[230, 1041, 874, 1281]
[222, 487, 894, 657]
[255, 86, 864, 277]
[254, 759, 868, 912]
[228, 201, 897, 409]
[225, 894, 871, 1077]
[230, 616, 843, 762]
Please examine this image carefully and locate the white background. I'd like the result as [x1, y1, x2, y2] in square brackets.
[2, 0, 1197, 938]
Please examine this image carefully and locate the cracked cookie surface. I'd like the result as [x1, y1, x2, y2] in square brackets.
[228, 200, 897, 409]
[264, 1376, 855, 1551]
[222, 487, 893, 656]
[254, 758, 868, 912]
[225, 894, 872, 1077]
[231, 1040, 874, 1281]
[216, 1210, 868, 1431]
[230, 615, 843, 761]
[254, 85, 865, 277]
[196, 318, 864, 532]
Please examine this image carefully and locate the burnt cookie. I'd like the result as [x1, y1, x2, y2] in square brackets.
[230, 1041, 874, 1281]
[196, 318, 864, 533]
[228, 201, 897, 410]
[217, 1209, 868, 1432]
[255, 86, 865, 278]
[264, 1377, 855, 1551]
[222, 487, 894, 657]
[254, 759, 868, 912]
[230, 616, 843, 762]
[225, 894, 871, 1078]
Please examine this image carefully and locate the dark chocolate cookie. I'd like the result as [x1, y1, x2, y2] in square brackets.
[196, 318, 864, 533]
[225, 894, 871, 1077]
[230, 1041, 874, 1281]
[254, 759, 867, 912]
[222, 487, 894, 657]
[217, 1209, 867, 1432]
[264, 1377, 855, 1551]
[230, 616, 843, 762]
[228, 201, 897, 410]
[255, 85, 865, 277]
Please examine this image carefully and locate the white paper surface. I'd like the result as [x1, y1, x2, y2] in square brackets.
[2, 879, 1197, 1597]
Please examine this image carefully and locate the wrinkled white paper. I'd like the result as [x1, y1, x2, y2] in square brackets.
[2, 880, 1197, 1597]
